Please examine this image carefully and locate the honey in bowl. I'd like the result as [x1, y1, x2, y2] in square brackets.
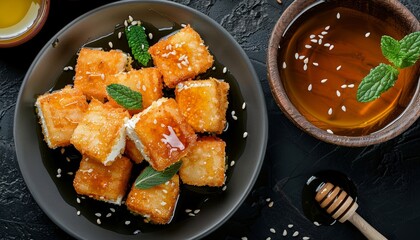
[278, 2, 419, 136]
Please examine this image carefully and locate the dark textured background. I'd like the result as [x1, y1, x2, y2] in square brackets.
[1, 0, 419, 239]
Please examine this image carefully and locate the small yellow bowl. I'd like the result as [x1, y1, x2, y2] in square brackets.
[0, 0, 50, 48]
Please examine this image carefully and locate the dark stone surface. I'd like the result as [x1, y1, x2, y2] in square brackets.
[0, 0, 419, 239]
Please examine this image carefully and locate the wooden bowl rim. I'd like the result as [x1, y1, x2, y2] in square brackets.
[267, 0, 420, 147]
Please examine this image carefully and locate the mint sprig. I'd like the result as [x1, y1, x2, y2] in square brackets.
[106, 84, 142, 110]
[125, 24, 151, 66]
[357, 31, 420, 102]
[135, 161, 182, 189]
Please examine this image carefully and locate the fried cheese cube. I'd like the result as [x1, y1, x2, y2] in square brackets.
[179, 136, 226, 187]
[126, 98, 197, 171]
[35, 86, 88, 149]
[124, 138, 144, 164]
[70, 99, 130, 166]
[74, 48, 131, 101]
[148, 25, 214, 88]
[126, 174, 179, 224]
[73, 155, 132, 205]
[106, 68, 163, 114]
[175, 78, 229, 134]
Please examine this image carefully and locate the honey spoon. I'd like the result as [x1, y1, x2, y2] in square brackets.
[315, 182, 387, 240]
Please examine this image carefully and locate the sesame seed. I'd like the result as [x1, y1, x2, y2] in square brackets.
[324, 43, 331, 47]
[321, 78, 328, 83]
[283, 61, 287, 68]
[318, 39, 322, 44]
[160, 201, 167, 206]
[313, 62, 319, 66]
[222, 185, 227, 191]
[125, 220, 131, 225]
[266, 237, 271, 240]
[318, 35, 324, 39]
[133, 230, 141, 235]
[181, 23, 187, 27]
[177, 63, 182, 69]
[341, 105, 347, 112]
[223, 67, 227, 73]
[128, 15, 133, 22]
[241, 237, 248, 240]
[106, 213, 112, 218]
[303, 237, 310, 240]
[304, 58, 309, 64]
[293, 231, 299, 237]
[303, 64, 308, 71]
[283, 229, 287, 236]
[310, 39, 317, 43]
[66, 157, 70, 162]
[329, 45, 334, 50]
[148, 33, 153, 39]
[57, 168, 62, 174]
[337, 12, 341, 19]
[188, 213, 196, 217]
[243, 132, 248, 138]
[321, 31, 328, 35]
[63, 66, 69, 71]
[76, 210, 81, 216]
[314, 221, 320, 226]
[108, 42, 113, 48]
[194, 209, 201, 214]
[308, 84, 312, 91]
[142, 85, 146, 91]
[118, 32, 122, 39]
[325, 25, 330, 30]
[336, 90, 341, 97]
[299, 55, 305, 60]
[328, 108, 333, 115]
[327, 129, 334, 134]
[348, 84, 355, 88]
[266, 198, 271, 202]
[110, 207, 115, 212]
[270, 228, 276, 233]
[341, 84, 347, 88]
[212, 66, 216, 70]
[336, 65, 342, 70]
[230, 161, 235, 167]
[268, 201, 274, 207]
[295, 53, 299, 59]
[365, 32, 371, 37]
[310, 34, 315, 39]
[76, 197, 81, 204]
[242, 102, 246, 110]
[305, 45, 312, 49]
[124, 20, 128, 27]
[97, 219, 101, 225]
[67, 172, 73, 175]
[185, 209, 192, 213]
[95, 213, 101, 217]
[288, 224, 294, 228]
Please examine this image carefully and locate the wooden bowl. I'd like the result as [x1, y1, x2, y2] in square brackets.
[267, 0, 420, 147]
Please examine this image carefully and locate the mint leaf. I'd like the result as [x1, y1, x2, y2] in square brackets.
[106, 84, 142, 110]
[398, 31, 420, 68]
[357, 64, 399, 102]
[135, 161, 182, 189]
[381, 35, 401, 66]
[125, 24, 151, 66]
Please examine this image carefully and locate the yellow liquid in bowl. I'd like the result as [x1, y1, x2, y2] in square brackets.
[0, 0, 41, 39]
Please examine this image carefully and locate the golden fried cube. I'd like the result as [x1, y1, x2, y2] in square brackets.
[106, 67, 163, 114]
[126, 174, 179, 224]
[70, 99, 130, 166]
[175, 78, 229, 134]
[126, 98, 197, 171]
[148, 25, 214, 88]
[124, 137, 144, 164]
[73, 155, 132, 205]
[35, 86, 88, 149]
[179, 136, 226, 187]
[74, 48, 131, 101]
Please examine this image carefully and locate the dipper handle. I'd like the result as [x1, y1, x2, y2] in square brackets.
[315, 182, 387, 240]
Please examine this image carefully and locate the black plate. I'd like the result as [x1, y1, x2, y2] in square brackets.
[14, 1, 268, 239]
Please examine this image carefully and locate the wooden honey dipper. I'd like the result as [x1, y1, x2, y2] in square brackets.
[315, 182, 387, 240]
